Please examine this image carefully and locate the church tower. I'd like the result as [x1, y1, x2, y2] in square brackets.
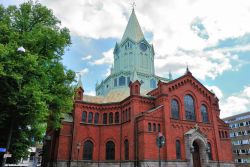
[113, 9, 155, 75]
[96, 9, 169, 96]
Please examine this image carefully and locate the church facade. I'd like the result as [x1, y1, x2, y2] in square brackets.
[43, 9, 235, 167]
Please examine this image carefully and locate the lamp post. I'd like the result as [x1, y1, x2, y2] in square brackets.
[76, 142, 81, 167]
[156, 132, 165, 167]
[1, 47, 25, 167]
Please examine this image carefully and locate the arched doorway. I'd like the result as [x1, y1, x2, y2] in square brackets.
[192, 141, 201, 167]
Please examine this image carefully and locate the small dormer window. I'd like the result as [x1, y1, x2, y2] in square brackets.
[119, 76, 125, 86]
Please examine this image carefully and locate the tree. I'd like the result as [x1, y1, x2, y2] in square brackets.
[0, 1, 75, 163]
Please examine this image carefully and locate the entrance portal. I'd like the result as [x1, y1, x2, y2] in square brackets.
[192, 141, 201, 167]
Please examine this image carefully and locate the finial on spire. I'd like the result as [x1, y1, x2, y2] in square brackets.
[169, 71, 172, 80]
[185, 63, 192, 75]
[186, 64, 189, 73]
[131, 0, 136, 10]
[76, 72, 83, 89]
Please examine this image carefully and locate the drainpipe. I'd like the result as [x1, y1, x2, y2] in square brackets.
[69, 106, 76, 167]
[98, 124, 100, 167]
[120, 111, 122, 167]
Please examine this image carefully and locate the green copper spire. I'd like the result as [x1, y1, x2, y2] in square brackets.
[121, 9, 144, 43]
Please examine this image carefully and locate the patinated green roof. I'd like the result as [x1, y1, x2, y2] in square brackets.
[121, 9, 144, 43]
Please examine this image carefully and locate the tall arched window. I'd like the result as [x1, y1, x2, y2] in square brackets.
[201, 104, 209, 123]
[176, 140, 181, 159]
[119, 76, 125, 86]
[94, 113, 99, 124]
[184, 95, 195, 121]
[88, 112, 93, 123]
[207, 142, 212, 160]
[83, 140, 93, 160]
[82, 111, 87, 123]
[171, 99, 179, 119]
[103, 113, 107, 124]
[148, 123, 152, 131]
[106, 141, 115, 160]
[124, 139, 129, 160]
[109, 113, 113, 124]
[153, 123, 156, 132]
[115, 112, 119, 123]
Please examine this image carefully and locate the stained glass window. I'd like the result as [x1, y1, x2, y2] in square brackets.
[88, 112, 93, 123]
[83, 140, 93, 160]
[124, 139, 129, 160]
[176, 140, 181, 159]
[106, 141, 115, 160]
[201, 104, 209, 123]
[109, 113, 113, 124]
[115, 112, 119, 123]
[82, 111, 87, 123]
[94, 113, 99, 124]
[184, 95, 195, 121]
[171, 99, 179, 119]
[103, 113, 107, 124]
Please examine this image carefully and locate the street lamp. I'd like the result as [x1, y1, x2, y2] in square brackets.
[77, 142, 81, 167]
[1, 47, 26, 167]
[156, 132, 165, 167]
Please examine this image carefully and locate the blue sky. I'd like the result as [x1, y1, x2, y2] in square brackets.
[2, 0, 250, 118]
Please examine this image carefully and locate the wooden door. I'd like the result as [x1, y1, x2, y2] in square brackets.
[192, 141, 201, 167]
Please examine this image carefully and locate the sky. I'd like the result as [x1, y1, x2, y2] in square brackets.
[1, 0, 250, 118]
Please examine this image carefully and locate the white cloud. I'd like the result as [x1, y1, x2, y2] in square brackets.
[85, 90, 96, 96]
[155, 50, 236, 80]
[204, 85, 223, 99]
[220, 86, 250, 118]
[79, 68, 89, 76]
[39, 0, 250, 80]
[81, 54, 92, 61]
[90, 49, 113, 65]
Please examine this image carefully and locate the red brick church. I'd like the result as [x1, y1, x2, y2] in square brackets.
[43, 9, 235, 167]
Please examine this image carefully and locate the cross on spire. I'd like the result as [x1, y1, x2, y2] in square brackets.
[131, 0, 136, 10]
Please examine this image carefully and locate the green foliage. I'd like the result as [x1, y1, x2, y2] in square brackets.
[0, 1, 75, 162]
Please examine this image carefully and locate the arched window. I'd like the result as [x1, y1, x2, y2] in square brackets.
[176, 140, 181, 159]
[184, 95, 195, 121]
[150, 79, 156, 88]
[119, 76, 125, 86]
[103, 113, 107, 124]
[83, 140, 93, 160]
[94, 113, 99, 124]
[148, 123, 152, 131]
[115, 112, 119, 123]
[88, 112, 93, 123]
[153, 123, 156, 132]
[171, 99, 179, 119]
[106, 141, 115, 160]
[201, 104, 209, 123]
[82, 111, 87, 123]
[109, 113, 113, 124]
[158, 124, 161, 132]
[124, 139, 129, 160]
[207, 142, 212, 160]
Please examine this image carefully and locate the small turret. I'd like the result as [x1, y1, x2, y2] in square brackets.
[75, 75, 84, 101]
[129, 80, 141, 96]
